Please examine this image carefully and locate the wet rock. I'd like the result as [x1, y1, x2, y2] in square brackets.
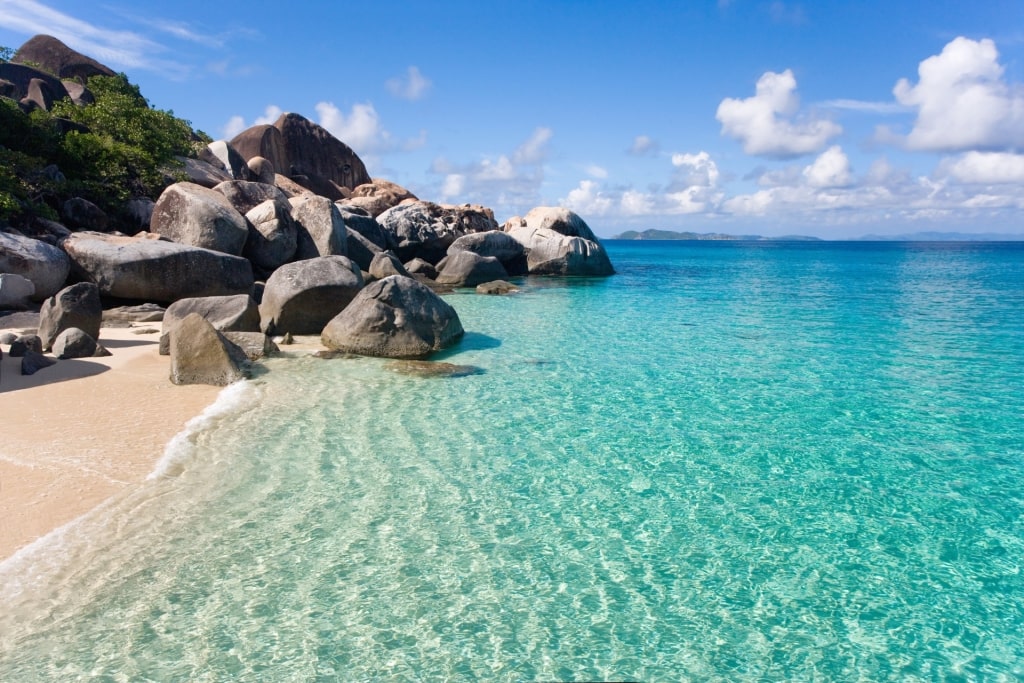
[384, 360, 484, 378]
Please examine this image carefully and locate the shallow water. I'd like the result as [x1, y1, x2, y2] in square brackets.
[2, 241, 1023, 681]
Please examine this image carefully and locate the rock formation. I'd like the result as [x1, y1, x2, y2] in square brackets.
[168, 313, 249, 386]
[150, 182, 249, 255]
[259, 256, 364, 335]
[38, 282, 102, 351]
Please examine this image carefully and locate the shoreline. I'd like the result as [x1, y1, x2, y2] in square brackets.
[0, 324, 222, 561]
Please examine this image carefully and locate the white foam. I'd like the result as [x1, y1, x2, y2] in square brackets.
[148, 379, 259, 480]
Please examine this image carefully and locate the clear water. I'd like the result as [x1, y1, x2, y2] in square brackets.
[1, 241, 1023, 681]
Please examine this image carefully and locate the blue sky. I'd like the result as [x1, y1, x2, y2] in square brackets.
[1, 0, 1022, 238]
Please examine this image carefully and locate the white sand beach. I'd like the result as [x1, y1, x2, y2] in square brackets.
[0, 324, 220, 560]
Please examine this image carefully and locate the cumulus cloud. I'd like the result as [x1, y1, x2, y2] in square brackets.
[386, 66, 432, 101]
[220, 105, 282, 138]
[940, 152, 1024, 184]
[671, 151, 720, 188]
[894, 37, 1024, 151]
[716, 69, 842, 157]
[562, 180, 615, 216]
[628, 135, 659, 156]
[316, 101, 389, 153]
[802, 146, 853, 188]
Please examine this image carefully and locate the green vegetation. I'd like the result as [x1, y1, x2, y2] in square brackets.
[0, 62, 207, 228]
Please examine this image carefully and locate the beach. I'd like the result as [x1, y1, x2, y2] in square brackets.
[0, 322, 220, 561]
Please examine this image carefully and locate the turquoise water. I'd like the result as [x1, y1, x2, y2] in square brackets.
[1, 241, 1023, 681]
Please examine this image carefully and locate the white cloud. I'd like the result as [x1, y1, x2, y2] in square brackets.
[386, 66, 432, 101]
[220, 105, 283, 139]
[621, 189, 655, 216]
[941, 152, 1024, 184]
[819, 99, 910, 114]
[716, 69, 842, 157]
[512, 127, 553, 165]
[628, 135, 659, 156]
[802, 146, 853, 188]
[585, 164, 609, 179]
[894, 37, 1024, 152]
[316, 101, 392, 153]
[441, 174, 466, 199]
[221, 115, 246, 139]
[562, 180, 614, 216]
[672, 151, 720, 187]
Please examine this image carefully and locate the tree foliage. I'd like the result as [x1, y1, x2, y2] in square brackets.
[0, 72, 207, 227]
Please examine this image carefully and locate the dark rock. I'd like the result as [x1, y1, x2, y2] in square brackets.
[0, 332, 17, 345]
[377, 201, 497, 263]
[447, 230, 528, 274]
[436, 251, 508, 287]
[21, 349, 56, 376]
[290, 194, 348, 260]
[13, 35, 116, 82]
[177, 156, 233, 189]
[124, 198, 155, 232]
[344, 228, 383, 272]
[247, 156, 276, 185]
[368, 250, 410, 280]
[62, 232, 254, 303]
[404, 258, 438, 280]
[221, 331, 279, 361]
[38, 282, 102, 351]
[259, 256, 364, 335]
[9, 335, 42, 357]
[199, 141, 251, 181]
[340, 207, 391, 249]
[93, 343, 112, 357]
[273, 112, 372, 194]
[159, 294, 260, 355]
[102, 303, 165, 324]
[62, 80, 94, 106]
[0, 63, 68, 107]
[244, 198, 298, 274]
[321, 275, 464, 358]
[61, 197, 108, 231]
[384, 360, 484, 378]
[169, 313, 249, 386]
[0, 231, 71, 301]
[25, 76, 58, 111]
[229, 125, 288, 177]
[34, 217, 72, 239]
[476, 280, 520, 295]
[52, 327, 98, 359]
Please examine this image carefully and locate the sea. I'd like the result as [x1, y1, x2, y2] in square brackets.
[1, 240, 1022, 682]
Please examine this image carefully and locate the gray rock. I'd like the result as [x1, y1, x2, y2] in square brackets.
[344, 228, 384, 272]
[435, 251, 509, 287]
[342, 179, 417, 218]
[199, 140, 251, 181]
[0, 231, 71, 301]
[0, 273, 36, 309]
[404, 258, 438, 280]
[62, 80, 94, 106]
[9, 335, 42, 357]
[476, 280, 520, 295]
[522, 206, 601, 242]
[0, 63, 68, 106]
[169, 313, 249, 386]
[247, 156, 276, 184]
[221, 331, 279, 361]
[177, 157, 233, 189]
[447, 230, 528, 275]
[339, 208, 391, 250]
[507, 226, 615, 277]
[368, 250, 410, 280]
[124, 198, 155, 232]
[52, 327, 98, 359]
[62, 197, 108, 231]
[213, 180, 290, 217]
[321, 275, 464, 358]
[159, 294, 260, 355]
[290, 194, 348, 260]
[259, 256, 364, 335]
[62, 232, 254, 303]
[150, 182, 249, 255]
[21, 349, 56, 376]
[38, 282, 102, 351]
[244, 199, 298, 274]
[102, 303, 165, 324]
[377, 200, 497, 263]
[383, 360, 484, 378]
[0, 332, 16, 345]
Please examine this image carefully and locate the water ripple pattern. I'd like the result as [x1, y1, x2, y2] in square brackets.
[1, 241, 1022, 681]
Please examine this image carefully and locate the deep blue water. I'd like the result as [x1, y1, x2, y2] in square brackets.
[1, 240, 1022, 681]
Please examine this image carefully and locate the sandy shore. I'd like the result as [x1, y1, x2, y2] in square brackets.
[0, 321, 221, 561]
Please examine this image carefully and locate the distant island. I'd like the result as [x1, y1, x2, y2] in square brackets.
[611, 229, 820, 241]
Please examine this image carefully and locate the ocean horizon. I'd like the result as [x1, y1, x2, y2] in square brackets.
[2, 239, 1022, 681]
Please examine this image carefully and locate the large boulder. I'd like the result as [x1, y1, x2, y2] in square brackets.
[342, 179, 417, 218]
[243, 199, 298, 274]
[13, 35, 116, 82]
[447, 230, 527, 274]
[435, 251, 508, 287]
[368, 250, 411, 280]
[38, 282, 102, 351]
[62, 232, 254, 303]
[376, 201, 497, 264]
[0, 231, 71, 300]
[213, 180, 290, 216]
[169, 313, 249, 386]
[177, 157, 233, 189]
[52, 327, 107, 359]
[0, 273, 36, 309]
[62, 197, 109, 232]
[345, 228, 384, 272]
[506, 226, 615, 277]
[199, 140, 251, 181]
[339, 208, 391, 249]
[259, 256, 364, 335]
[0, 62, 68, 108]
[273, 112, 372, 195]
[290, 194, 348, 260]
[321, 275, 464, 358]
[229, 125, 289, 178]
[522, 206, 601, 242]
[159, 294, 261, 355]
[150, 182, 249, 255]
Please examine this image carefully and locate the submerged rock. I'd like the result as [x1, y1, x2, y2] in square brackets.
[383, 360, 483, 378]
